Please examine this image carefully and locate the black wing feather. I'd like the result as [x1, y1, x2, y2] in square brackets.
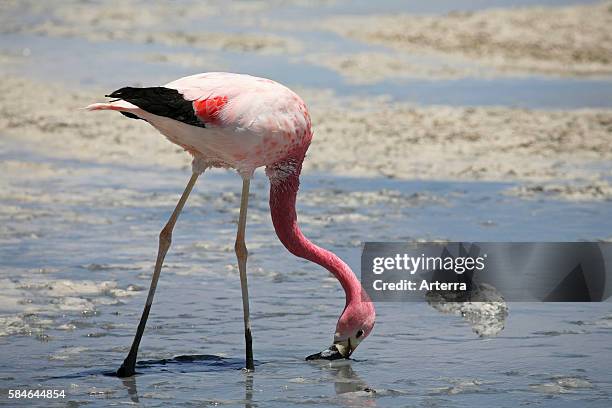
[107, 86, 205, 128]
[120, 111, 143, 120]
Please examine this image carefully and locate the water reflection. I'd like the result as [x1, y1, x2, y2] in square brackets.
[244, 372, 254, 408]
[120, 376, 139, 404]
[112, 355, 249, 405]
[310, 361, 377, 407]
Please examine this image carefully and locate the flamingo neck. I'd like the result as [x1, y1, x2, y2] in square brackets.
[267, 158, 362, 304]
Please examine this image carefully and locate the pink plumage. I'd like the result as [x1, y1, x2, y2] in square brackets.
[87, 72, 375, 375]
[87, 72, 312, 177]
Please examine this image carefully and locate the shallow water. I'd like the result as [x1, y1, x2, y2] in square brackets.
[1, 0, 612, 406]
[1, 136, 611, 407]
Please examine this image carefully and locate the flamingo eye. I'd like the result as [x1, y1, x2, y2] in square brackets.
[356, 329, 364, 339]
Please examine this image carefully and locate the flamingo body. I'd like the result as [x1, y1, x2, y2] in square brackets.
[87, 72, 375, 367]
[87, 72, 313, 176]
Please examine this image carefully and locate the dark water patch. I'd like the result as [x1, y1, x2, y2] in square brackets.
[533, 329, 589, 337]
[37, 354, 251, 381]
[550, 352, 591, 359]
[133, 354, 255, 374]
[80, 263, 143, 272]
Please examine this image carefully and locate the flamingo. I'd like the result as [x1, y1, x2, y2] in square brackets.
[86, 72, 376, 377]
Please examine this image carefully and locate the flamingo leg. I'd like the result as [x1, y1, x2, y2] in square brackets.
[117, 172, 200, 377]
[235, 177, 254, 370]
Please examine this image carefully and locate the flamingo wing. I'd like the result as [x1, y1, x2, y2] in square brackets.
[86, 72, 312, 174]
[104, 73, 253, 128]
[106, 87, 207, 127]
[93, 72, 302, 134]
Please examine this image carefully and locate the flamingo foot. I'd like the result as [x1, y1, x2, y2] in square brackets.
[116, 355, 137, 377]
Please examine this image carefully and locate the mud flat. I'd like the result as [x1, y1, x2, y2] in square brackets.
[296, 52, 486, 84]
[303, 89, 612, 202]
[317, 1, 612, 77]
[0, 0, 302, 55]
[1, 74, 611, 200]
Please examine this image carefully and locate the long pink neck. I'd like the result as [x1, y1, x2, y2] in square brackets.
[268, 159, 362, 304]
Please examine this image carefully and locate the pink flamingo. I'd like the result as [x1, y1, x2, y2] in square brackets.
[86, 72, 375, 377]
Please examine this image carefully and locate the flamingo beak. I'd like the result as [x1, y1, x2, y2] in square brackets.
[305, 339, 354, 361]
[332, 338, 354, 358]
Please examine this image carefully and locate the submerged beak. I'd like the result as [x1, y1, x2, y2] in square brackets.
[333, 338, 354, 358]
[305, 339, 356, 361]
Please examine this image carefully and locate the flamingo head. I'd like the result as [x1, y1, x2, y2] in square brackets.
[306, 298, 376, 361]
